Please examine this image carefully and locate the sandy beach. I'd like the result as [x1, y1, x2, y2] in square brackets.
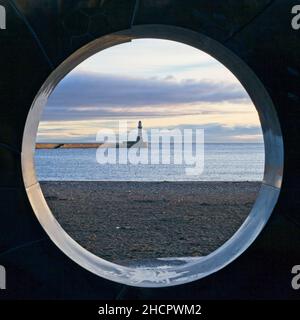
[40, 181, 261, 264]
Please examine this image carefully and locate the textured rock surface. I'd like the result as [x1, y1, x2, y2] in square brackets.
[41, 181, 260, 262]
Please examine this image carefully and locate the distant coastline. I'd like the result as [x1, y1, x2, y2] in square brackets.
[36, 143, 104, 149]
[35, 142, 145, 149]
[36, 121, 147, 149]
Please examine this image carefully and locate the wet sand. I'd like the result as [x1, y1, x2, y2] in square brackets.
[40, 181, 261, 264]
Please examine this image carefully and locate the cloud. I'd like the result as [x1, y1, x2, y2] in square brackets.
[74, 39, 220, 78]
[37, 39, 262, 143]
[37, 118, 263, 143]
[43, 73, 250, 121]
[161, 123, 263, 143]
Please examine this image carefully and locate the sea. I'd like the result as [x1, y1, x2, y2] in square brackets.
[35, 143, 264, 182]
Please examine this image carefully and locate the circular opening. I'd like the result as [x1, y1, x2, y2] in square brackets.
[35, 38, 265, 264]
[22, 25, 283, 287]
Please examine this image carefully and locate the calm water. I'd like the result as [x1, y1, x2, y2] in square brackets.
[35, 143, 264, 181]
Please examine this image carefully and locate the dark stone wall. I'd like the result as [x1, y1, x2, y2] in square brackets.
[0, 0, 299, 299]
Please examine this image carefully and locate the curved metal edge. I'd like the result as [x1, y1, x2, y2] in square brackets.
[21, 24, 284, 288]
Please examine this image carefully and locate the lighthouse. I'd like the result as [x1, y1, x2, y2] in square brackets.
[137, 121, 143, 142]
[123, 121, 147, 148]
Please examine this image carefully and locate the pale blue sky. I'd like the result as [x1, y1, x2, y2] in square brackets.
[38, 39, 263, 143]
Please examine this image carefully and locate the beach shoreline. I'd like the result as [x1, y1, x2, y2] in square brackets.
[40, 181, 261, 265]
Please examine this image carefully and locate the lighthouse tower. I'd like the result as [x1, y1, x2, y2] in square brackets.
[137, 121, 143, 142]
[129, 120, 147, 148]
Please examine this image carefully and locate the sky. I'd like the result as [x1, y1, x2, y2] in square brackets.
[37, 39, 263, 143]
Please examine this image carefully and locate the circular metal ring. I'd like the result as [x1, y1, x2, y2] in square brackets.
[21, 25, 283, 288]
